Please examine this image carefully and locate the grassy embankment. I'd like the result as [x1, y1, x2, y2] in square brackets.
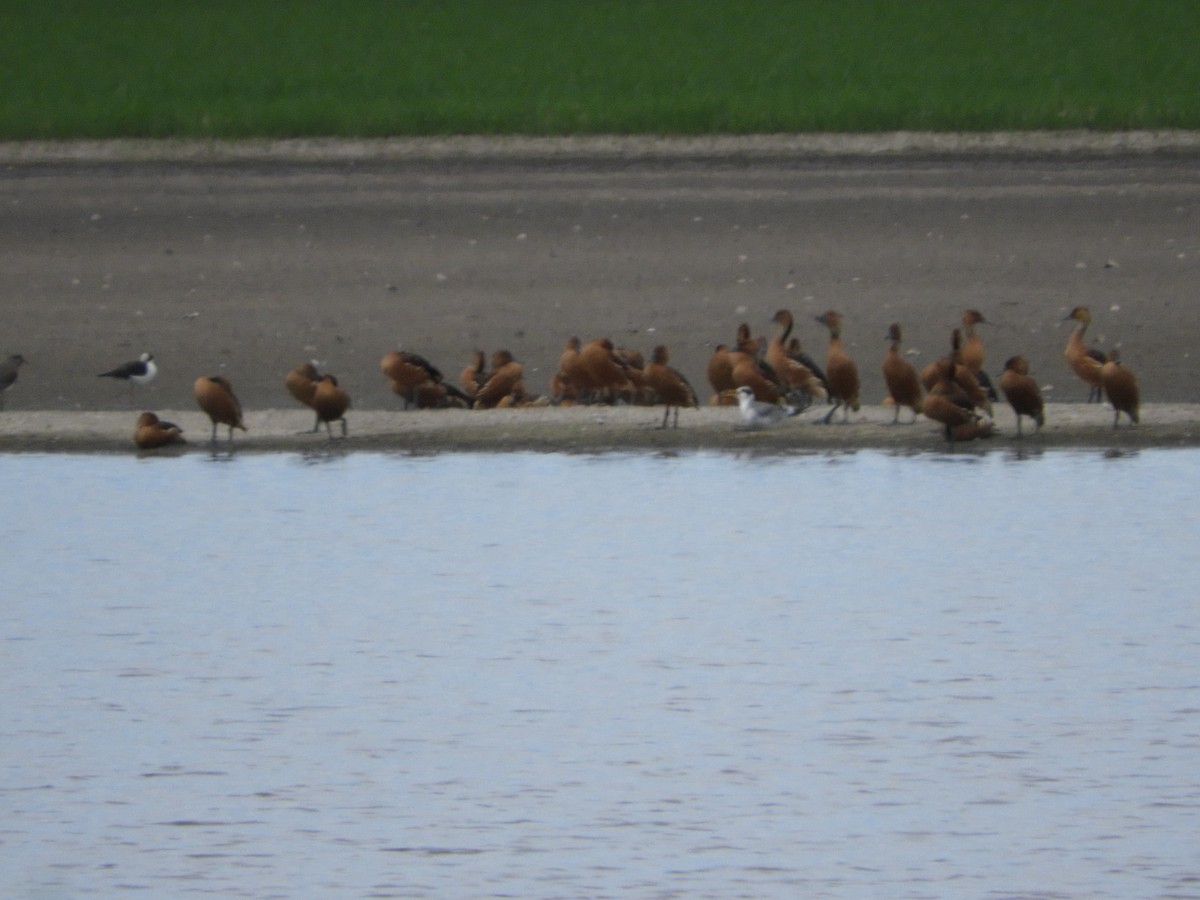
[1, 0, 1197, 138]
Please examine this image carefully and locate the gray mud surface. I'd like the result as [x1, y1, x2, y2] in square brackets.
[1, 134, 1197, 451]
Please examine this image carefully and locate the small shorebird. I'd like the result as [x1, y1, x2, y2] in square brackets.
[998, 355, 1045, 437]
[1063, 306, 1106, 402]
[1100, 348, 1140, 427]
[815, 310, 861, 424]
[881, 324, 922, 424]
[134, 412, 185, 449]
[0, 353, 26, 409]
[734, 385, 800, 430]
[194, 375, 246, 443]
[643, 344, 698, 428]
[312, 373, 351, 438]
[99, 352, 157, 403]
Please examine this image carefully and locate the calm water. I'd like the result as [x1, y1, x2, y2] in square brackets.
[3, 449, 1199, 899]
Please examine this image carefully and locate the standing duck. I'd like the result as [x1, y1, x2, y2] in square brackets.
[960, 310, 997, 400]
[312, 373, 351, 438]
[1100, 348, 1140, 427]
[1063, 306, 1107, 402]
[284, 360, 322, 432]
[643, 344, 699, 428]
[193, 375, 246, 443]
[881, 323, 922, 424]
[815, 310, 860, 424]
[997, 355, 1045, 437]
[768, 309, 828, 409]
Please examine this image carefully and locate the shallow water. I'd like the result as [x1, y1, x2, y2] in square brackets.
[3, 449, 1199, 899]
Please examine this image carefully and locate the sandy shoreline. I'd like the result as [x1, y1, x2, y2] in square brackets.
[2, 403, 1196, 454]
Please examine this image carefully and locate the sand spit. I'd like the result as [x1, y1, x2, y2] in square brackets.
[1, 404, 1197, 455]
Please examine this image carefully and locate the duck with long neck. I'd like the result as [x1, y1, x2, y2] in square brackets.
[815, 310, 861, 424]
[1063, 306, 1106, 402]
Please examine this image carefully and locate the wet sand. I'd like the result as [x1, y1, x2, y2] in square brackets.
[1, 134, 1198, 452]
[1, 404, 1194, 455]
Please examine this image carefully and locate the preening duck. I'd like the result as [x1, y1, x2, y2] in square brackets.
[1100, 348, 1140, 427]
[193, 375, 246, 443]
[643, 344, 699, 428]
[997, 355, 1045, 437]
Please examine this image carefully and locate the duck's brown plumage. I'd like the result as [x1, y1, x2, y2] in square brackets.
[193, 375, 246, 443]
[1063, 306, 1106, 402]
[705, 343, 737, 404]
[643, 344, 699, 428]
[816, 310, 861, 423]
[473, 349, 525, 409]
[881, 323, 922, 424]
[922, 329, 992, 415]
[922, 359, 993, 443]
[312, 374, 351, 438]
[285, 361, 322, 431]
[133, 411, 185, 449]
[998, 355, 1045, 437]
[575, 338, 633, 403]
[1100, 349, 1140, 427]
[460, 350, 486, 400]
[768, 309, 828, 406]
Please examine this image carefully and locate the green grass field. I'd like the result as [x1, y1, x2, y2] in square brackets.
[1, 0, 1197, 138]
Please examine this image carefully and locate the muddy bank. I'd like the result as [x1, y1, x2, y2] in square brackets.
[1, 403, 1195, 455]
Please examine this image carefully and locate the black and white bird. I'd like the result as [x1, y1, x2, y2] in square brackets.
[100, 352, 157, 403]
[735, 385, 801, 430]
[0, 353, 26, 409]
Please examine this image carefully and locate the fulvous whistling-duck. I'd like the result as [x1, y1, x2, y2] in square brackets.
[576, 338, 633, 404]
[705, 344, 737, 404]
[922, 329, 993, 416]
[100, 352, 157, 398]
[1100, 348, 1140, 427]
[133, 411, 185, 449]
[997, 355, 1045, 437]
[312, 373, 351, 438]
[472, 349, 525, 409]
[960, 309, 997, 400]
[1063, 306, 1107, 402]
[882, 323, 923, 424]
[0, 353, 25, 409]
[768, 309, 829, 409]
[460, 350, 486, 400]
[815, 310, 861, 424]
[734, 385, 800, 429]
[381, 349, 471, 409]
[613, 346, 652, 404]
[644, 344, 699, 428]
[922, 359, 993, 443]
[193, 375, 246, 443]
[284, 360, 322, 432]
[728, 345, 785, 405]
[402, 380, 469, 409]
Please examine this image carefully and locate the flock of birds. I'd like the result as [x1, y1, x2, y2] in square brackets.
[0, 303, 1140, 449]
